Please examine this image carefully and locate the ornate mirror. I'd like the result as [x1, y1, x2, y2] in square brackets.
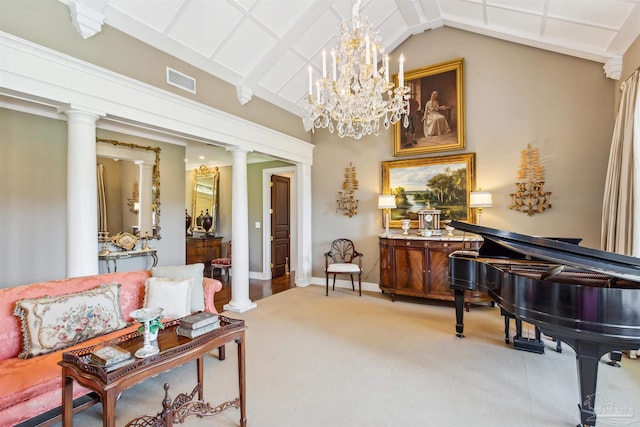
[190, 165, 219, 235]
[97, 138, 161, 242]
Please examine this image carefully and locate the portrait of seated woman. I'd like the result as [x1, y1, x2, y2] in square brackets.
[422, 91, 453, 137]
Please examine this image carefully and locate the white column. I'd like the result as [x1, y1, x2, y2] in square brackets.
[224, 147, 257, 313]
[136, 160, 154, 238]
[58, 105, 104, 278]
[296, 162, 313, 286]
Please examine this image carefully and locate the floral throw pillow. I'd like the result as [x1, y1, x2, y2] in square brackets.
[13, 282, 128, 359]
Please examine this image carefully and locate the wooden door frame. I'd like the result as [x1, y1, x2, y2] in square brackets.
[261, 166, 296, 280]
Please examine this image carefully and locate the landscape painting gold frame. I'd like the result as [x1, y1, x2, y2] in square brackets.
[393, 58, 465, 157]
[382, 153, 476, 229]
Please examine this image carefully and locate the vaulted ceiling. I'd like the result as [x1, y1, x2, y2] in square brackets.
[64, 0, 640, 168]
[74, 0, 640, 120]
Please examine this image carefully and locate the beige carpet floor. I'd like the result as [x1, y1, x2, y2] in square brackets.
[54, 285, 640, 427]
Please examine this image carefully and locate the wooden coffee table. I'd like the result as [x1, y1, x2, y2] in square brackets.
[59, 316, 247, 427]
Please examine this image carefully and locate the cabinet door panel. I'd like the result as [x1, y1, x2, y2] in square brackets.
[380, 242, 392, 288]
[428, 247, 454, 296]
[395, 247, 425, 292]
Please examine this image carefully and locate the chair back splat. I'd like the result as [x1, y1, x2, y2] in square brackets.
[324, 239, 363, 296]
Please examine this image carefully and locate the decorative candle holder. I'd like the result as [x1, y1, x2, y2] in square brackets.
[130, 307, 164, 358]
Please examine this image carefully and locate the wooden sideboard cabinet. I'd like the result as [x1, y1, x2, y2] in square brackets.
[379, 236, 490, 307]
[186, 236, 222, 277]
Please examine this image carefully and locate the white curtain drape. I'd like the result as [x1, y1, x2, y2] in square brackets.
[601, 69, 639, 256]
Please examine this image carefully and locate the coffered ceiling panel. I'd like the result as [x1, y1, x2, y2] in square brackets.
[169, 0, 244, 57]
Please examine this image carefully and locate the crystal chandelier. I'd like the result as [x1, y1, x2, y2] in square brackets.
[303, 0, 410, 139]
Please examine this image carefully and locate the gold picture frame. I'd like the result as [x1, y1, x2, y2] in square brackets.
[393, 58, 465, 156]
[382, 153, 476, 228]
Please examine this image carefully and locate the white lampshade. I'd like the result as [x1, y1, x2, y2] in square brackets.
[377, 195, 397, 209]
[469, 191, 493, 208]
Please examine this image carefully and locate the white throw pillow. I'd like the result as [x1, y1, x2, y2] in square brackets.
[151, 263, 204, 312]
[143, 277, 192, 319]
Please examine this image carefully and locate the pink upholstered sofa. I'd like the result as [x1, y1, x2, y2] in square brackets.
[0, 270, 222, 427]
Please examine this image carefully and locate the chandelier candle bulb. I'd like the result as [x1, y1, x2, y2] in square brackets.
[365, 34, 370, 64]
[322, 50, 327, 78]
[372, 46, 377, 76]
[308, 66, 312, 95]
[385, 54, 389, 82]
[331, 49, 337, 80]
[399, 54, 404, 87]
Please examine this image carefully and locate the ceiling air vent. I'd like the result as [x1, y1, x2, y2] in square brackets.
[166, 67, 196, 93]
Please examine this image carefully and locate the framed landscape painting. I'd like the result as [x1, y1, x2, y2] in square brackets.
[381, 153, 476, 228]
[393, 58, 465, 157]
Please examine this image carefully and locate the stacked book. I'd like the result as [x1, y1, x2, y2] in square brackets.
[90, 345, 134, 371]
[176, 312, 220, 338]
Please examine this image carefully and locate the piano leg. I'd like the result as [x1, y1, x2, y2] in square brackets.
[559, 338, 603, 427]
[453, 289, 466, 338]
[503, 311, 510, 344]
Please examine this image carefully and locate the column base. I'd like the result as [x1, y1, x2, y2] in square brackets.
[223, 300, 257, 313]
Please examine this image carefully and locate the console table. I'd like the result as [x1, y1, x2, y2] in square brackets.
[99, 248, 158, 273]
[379, 234, 490, 308]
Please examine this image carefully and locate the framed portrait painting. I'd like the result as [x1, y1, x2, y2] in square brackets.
[381, 153, 476, 229]
[393, 58, 465, 156]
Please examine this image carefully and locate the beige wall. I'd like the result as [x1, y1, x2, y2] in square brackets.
[311, 27, 616, 282]
[0, 109, 68, 286]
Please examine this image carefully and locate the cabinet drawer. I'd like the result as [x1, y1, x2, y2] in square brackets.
[426, 241, 459, 250]
[391, 239, 428, 248]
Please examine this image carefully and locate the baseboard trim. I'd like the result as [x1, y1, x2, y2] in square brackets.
[308, 277, 380, 293]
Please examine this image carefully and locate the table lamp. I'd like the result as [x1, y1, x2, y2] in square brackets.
[469, 190, 493, 225]
[378, 195, 397, 237]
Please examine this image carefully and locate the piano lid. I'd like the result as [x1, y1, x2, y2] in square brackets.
[449, 220, 640, 283]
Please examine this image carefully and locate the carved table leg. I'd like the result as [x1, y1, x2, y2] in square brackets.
[237, 334, 247, 427]
[196, 356, 204, 401]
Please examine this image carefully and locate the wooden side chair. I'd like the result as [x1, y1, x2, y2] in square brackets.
[324, 238, 363, 296]
[211, 241, 232, 280]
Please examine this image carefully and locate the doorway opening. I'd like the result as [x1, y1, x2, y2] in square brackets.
[261, 166, 296, 280]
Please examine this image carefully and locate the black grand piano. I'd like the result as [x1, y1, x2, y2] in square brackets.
[448, 221, 640, 427]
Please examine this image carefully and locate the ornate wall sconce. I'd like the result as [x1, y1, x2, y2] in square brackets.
[509, 144, 552, 216]
[336, 162, 359, 217]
